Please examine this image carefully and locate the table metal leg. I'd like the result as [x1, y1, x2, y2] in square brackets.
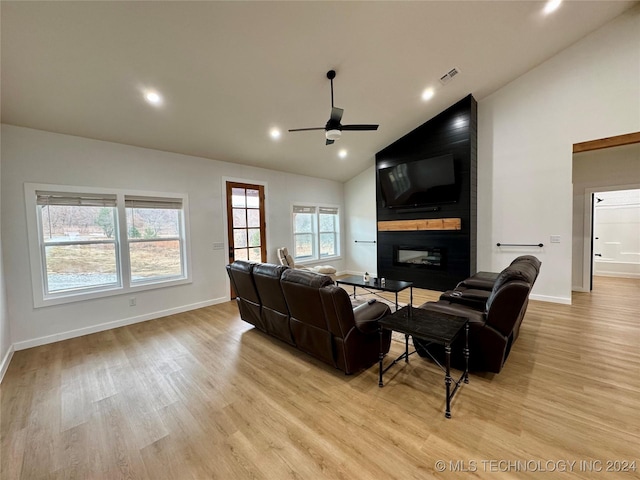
[378, 327, 384, 387]
[445, 345, 452, 418]
[353, 285, 357, 300]
[464, 323, 469, 384]
[405, 334, 409, 363]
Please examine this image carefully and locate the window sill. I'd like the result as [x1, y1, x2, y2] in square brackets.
[35, 277, 192, 308]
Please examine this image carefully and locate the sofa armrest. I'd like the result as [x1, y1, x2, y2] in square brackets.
[353, 301, 391, 334]
[440, 288, 490, 310]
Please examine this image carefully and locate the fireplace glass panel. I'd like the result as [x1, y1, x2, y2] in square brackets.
[394, 246, 444, 269]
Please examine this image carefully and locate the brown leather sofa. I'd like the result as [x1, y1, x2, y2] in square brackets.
[414, 256, 541, 373]
[226, 261, 391, 374]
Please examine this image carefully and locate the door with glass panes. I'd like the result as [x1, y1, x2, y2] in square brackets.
[226, 182, 266, 296]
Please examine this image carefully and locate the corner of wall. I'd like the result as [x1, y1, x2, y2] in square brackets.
[0, 344, 15, 384]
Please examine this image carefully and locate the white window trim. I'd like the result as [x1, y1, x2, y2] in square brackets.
[291, 201, 342, 264]
[25, 183, 192, 308]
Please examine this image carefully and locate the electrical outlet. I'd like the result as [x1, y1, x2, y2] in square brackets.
[550, 235, 561, 243]
[129, 297, 136, 307]
[213, 242, 224, 250]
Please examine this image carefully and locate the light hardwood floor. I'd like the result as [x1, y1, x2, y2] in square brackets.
[1, 276, 639, 479]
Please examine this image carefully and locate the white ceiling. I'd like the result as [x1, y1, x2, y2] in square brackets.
[1, 1, 637, 182]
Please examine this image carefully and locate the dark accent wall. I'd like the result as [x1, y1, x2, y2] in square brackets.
[376, 95, 477, 291]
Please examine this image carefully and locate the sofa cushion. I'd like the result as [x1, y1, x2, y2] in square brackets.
[314, 265, 337, 274]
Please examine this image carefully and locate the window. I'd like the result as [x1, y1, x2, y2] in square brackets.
[37, 192, 120, 295]
[292, 204, 340, 262]
[26, 184, 190, 307]
[125, 196, 185, 284]
[318, 206, 339, 258]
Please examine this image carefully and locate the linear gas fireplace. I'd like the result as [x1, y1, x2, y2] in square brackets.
[394, 246, 445, 269]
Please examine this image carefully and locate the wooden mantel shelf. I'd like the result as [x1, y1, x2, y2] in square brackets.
[377, 218, 462, 232]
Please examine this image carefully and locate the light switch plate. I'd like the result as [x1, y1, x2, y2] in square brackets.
[550, 235, 561, 243]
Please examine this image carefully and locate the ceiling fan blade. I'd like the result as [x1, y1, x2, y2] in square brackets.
[288, 127, 326, 132]
[330, 107, 343, 123]
[341, 124, 379, 131]
[326, 139, 335, 146]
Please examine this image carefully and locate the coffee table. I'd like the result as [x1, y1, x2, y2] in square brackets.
[336, 275, 413, 311]
[378, 305, 469, 418]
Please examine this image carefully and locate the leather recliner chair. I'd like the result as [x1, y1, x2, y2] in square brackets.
[226, 260, 265, 331]
[414, 257, 541, 373]
[439, 255, 541, 310]
[280, 268, 391, 374]
[253, 263, 294, 345]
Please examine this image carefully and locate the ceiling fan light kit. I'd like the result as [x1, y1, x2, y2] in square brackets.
[288, 70, 379, 145]
[326, 129, 341, 140]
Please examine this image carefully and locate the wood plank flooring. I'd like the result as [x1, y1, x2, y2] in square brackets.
[1, 276, 639, 479]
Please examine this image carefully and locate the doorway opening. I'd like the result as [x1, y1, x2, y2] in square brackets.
[572, 135, 640, 294]
[591, 189, 640, 286]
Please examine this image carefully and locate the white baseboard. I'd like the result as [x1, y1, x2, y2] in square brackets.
[572, 286, 590, 293]
[530, 293, 572, 305]
[13, 297, 228, 351]
[0, 344, 15, 384]
[594, 271, 640, 279]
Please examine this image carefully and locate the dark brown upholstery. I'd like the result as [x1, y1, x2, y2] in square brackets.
[281, 269, 336, 366]
[439, 255, 542, 310]
[228, 262, 391, 374]
[226, 260, 265, 331]
[415, 256, 541, 373]
[320, 286, 391, 373]
[253, 263, 293, 345]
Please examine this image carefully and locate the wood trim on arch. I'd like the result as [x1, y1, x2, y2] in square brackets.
[573, 132, 640, 153]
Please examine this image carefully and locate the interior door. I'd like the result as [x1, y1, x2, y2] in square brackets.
[226, 182, 267, 296]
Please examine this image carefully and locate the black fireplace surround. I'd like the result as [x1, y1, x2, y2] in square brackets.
[376, 95, 477, 291]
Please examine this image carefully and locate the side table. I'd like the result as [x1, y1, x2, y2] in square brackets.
[378, 305, 469, 418]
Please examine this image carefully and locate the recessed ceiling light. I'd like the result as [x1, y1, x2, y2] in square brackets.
[270, 128, 281, 140]
[421, 88, 435, 101]
[338, 149, 347, 159]
[144, 91, 163, 106]
[543, 0, 562, 15]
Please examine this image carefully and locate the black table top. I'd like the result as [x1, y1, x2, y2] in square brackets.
[379, 306, 468, 346]
[336, 275, 413, 293]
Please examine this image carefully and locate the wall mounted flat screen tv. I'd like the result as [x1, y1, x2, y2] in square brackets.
[378, 154, 457, 208]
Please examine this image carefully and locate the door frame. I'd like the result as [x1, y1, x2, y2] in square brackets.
[222, 177, 269, 299]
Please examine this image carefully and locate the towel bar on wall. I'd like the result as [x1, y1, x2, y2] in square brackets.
[354, 240, 376, 244]
[496, 243, 544, 247]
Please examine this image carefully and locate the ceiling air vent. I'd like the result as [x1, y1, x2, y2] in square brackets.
[439, 67, 460, 85]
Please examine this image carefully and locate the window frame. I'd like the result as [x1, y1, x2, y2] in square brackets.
[291, 202, 341, 264]
[125, 195, 186, 285]
[25, 183, 192, 308]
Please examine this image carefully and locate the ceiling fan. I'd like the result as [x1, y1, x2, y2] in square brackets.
[288, 70, 379, 145]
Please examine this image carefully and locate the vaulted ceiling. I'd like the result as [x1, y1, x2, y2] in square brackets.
[1, 1, 637, 182]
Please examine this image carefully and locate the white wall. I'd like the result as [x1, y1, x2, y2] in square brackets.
[344, 166, 378, 276]
[0, 131, 14, 381]
[1, 125, 345, 348]
[477, 6, 640, 304]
